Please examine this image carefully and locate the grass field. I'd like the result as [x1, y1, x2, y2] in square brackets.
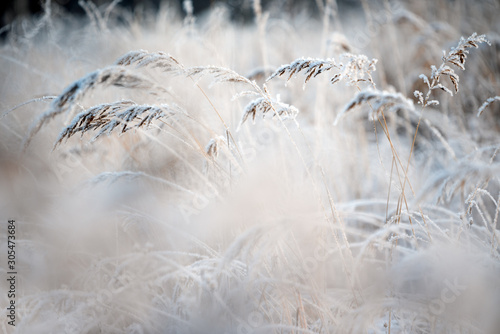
[1, 0, 500, 333]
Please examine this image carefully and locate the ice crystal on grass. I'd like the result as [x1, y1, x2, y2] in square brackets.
[238, 97, 299, 130]
[114, 50, 182, 72]
[55, 100, 135, 144]
[267, 53, 377, 88]
[205, 135, 227, 159]
[54, 101, 176, 147]
[266, 58, 337, 84]
[332, 53, 377, 87]
[183, 66, 254, 87]
[443, 33, 490, 71]
[335, 89, 414, 125]
[24, 66, 155, 148]
[116, 50, 254, 88]
[477, 96, 500, 116]
[415, 33, 490, 106]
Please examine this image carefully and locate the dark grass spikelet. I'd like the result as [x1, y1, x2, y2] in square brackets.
[54, 101, 175, 147]
[415, 33, 490, 106]
[238, 97, 299, 130]
[24, 66, 154, 149]
[266, 54, 377, 87]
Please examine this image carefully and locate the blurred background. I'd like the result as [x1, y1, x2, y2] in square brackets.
[0, 0, 360, 32]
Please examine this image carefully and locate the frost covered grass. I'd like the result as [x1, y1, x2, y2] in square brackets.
[1, 0, 500, 333]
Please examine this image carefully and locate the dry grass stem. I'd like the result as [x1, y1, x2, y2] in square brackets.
[477, 96, 500, 116]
